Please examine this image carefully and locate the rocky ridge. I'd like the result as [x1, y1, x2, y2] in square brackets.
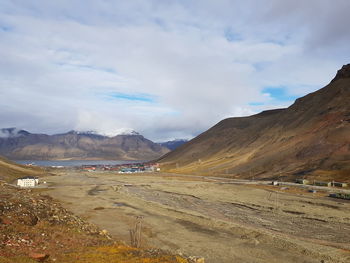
[332, 63, 350, 82]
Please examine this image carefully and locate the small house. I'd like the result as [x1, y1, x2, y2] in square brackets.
[314, 181, 331, 187]
[296, 179, 309, 185]
[82, 166, 96, 172]
[272, 181, 279, 186]
[333, 182, 348, 188]
[17, 176, 39, 188]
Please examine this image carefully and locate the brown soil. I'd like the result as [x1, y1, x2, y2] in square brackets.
[0, 182, 189, 263]
[43, 171, 350, 263]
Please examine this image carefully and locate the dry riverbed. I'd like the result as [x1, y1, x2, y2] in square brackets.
[42, 171, 350, 263]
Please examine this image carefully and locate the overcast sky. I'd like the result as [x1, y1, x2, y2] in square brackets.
[0, 0, 349, 141]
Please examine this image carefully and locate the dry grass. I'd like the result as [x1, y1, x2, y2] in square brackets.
[0, 156, 44, 183]
[57, 245, 188, 263]
[247, 184, 329, 198]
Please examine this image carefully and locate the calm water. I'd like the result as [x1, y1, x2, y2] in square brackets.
[15, 160, 143, 167]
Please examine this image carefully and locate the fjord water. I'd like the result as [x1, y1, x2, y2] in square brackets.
[15, 160, 143, 167]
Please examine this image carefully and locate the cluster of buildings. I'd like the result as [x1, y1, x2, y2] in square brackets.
[296, 179, 348, 188]
[16, 163, 161, 188]
[81, 163, 161, 173]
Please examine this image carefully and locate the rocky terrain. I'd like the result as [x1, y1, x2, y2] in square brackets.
[159, 65, 350, 181]
[0, 130, 169, 161]
[0, 182, 191, 263]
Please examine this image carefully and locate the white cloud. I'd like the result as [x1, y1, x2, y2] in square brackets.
[0, 0, 349, 141]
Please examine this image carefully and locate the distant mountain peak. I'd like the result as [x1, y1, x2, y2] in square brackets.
[332, 64, 350, 82]
[0, 128, 30, 138]
[63, 130, 102, 136]
[76, 130, 99, 135]
[159, 139, 188, 151]
[118, 129, 140, 136]
[172, 139, 188, 142]
[65, 130, 78, 135]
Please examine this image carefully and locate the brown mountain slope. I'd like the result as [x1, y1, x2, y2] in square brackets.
[0, 156, 44, 182]
[159, 65, 350, 181]
[0, 131, 169, 161]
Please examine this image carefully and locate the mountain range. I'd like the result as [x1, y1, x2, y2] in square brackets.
[159, 64, 350, 182]
[0, 129, 171, 160]
[159, 139, 188, 151]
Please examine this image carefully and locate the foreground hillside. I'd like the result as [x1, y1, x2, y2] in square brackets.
[159, 65, 350, 181]
[0, 130, 169, 161]
[0, 182, 190, 263]
[0, 157, 44, 183]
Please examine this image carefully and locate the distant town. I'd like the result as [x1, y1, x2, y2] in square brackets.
[80, 162, 161, 173]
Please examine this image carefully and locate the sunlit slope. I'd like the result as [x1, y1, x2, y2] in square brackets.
[159, 65, 350, 181]
[0, 156, 44, 182]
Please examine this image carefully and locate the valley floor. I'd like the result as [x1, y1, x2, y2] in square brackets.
[42, 171, 350, 263]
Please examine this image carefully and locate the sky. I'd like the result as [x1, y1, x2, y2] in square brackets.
[0, 0, 349, 141]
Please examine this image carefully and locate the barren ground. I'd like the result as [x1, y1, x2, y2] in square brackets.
[42, 171, 350, 263]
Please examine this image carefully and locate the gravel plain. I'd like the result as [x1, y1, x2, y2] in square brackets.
[43, 171, 350, 263]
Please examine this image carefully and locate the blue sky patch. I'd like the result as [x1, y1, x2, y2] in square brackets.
[56, 62, 116, 74]
[107, 92, 156, 103]
[262, 86, 298, 101]
[249, 102, 265, 106]
[77, 64, 116, 73]
[224, 28, 242, 42]
[253, 61, 271, 71]
[0, 25, 12, 32]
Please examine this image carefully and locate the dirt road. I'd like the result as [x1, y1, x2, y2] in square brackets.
[42, 171, 350, 263]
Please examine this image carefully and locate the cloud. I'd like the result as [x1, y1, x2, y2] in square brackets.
[0, 0, 349, 141]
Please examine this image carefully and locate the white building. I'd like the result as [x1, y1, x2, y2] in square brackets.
[17, 176, 39, 188]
